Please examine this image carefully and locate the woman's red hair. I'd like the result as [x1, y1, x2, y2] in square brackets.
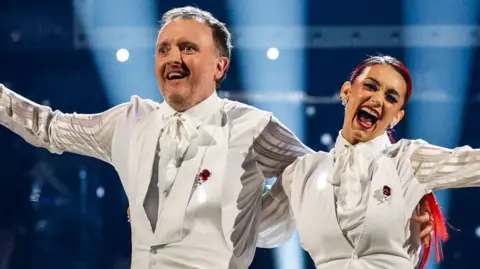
[350, 56, 449, 269]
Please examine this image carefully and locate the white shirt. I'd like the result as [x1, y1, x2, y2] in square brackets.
[331, 132, 391, 248]
[158, 93, 219, 195]
[263, 131, 480, 268]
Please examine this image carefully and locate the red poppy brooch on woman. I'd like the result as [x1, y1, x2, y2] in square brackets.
[374, 185, 392, 204]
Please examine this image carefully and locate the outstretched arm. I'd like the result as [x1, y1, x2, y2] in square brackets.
[0, 84, 128, 163]
[254, 116, 313, 248]
[253, 116, 314, 179]
[411, 142, 480, 190]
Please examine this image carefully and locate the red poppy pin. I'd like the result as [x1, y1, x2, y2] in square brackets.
[199, 169, 211, 182]
[374, 185, 392, 204]
[383, 185, 391, 197]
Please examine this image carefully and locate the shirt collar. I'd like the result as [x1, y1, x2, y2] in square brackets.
[160, 91, 221, 126]
[333, 130, 391, 160]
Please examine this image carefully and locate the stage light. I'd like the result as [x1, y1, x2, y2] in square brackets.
[267, 47, 280, 60]
[116, 48, 130, 62]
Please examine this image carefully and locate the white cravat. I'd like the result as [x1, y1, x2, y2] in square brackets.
[332, 146, 368, 210]
[161, 112, 199, 162]
[144, 112, 199, 230]
[161, 112, 200, 196]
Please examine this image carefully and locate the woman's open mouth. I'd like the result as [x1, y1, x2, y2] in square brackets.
[355, 105, 380, 130]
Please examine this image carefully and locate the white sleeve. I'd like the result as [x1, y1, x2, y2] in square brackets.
[256, 158, 299, 248]
[253, 115, 314, 178]
[0, 84, 129, 163]
[410, 142, 480, 191]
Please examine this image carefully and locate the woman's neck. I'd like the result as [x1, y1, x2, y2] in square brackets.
[340, 129, 360, 145]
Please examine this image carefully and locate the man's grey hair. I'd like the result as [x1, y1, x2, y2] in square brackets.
[160, 6, 232, 87]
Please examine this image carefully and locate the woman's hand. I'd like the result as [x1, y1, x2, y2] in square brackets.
[411, 197, 433, 246]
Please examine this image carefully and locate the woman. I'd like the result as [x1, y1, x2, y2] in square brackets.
[267, 55, 472, 268]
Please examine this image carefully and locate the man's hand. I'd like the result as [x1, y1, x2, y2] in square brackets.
[127, 207, 131, 223]
[411, 196, 433, 246]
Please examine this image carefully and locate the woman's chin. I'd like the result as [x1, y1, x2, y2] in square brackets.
[351, 123, 379, 141]
[343, 120, 381, 144]
[351, 121, 374, 139]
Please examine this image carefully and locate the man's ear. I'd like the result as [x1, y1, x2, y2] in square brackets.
[214, 57, 229, 81]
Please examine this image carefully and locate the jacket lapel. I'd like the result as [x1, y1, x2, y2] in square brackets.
[133, 109, 165, 207]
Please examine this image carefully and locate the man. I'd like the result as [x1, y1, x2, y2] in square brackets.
[0, 6, 432, 269]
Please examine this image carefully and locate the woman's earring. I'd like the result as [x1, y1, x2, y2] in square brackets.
[341, 99, 347, 106]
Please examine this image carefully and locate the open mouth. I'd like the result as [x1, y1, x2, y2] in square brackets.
[355, 106, 380, 129]
[166, 70, 190, 80]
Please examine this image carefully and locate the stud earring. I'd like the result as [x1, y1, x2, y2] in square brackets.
[341, 99, 347, 106]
